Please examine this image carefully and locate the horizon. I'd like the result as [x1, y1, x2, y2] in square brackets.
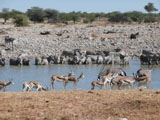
[0, 0, 160, 13]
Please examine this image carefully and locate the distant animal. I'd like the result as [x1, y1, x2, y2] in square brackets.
[0, 80, 14, 92]
[0, 58, 5, 66]
[111, 76, 135, 90]
[50, 72, 74, 89]
[22, 58, 30, 65]
[23, 81, 47, 91]
[133, 69, 152, 88]
[4, 36, 15, 50]
[65, 73, 84, 88]
[130, 32, 139, 39]
[101, 73, 118, 90]
[40, 31, 50, 35]
[35, 57, 48, 65]
[98, 67, 126, 80]
[10, 58, 22, 65]
[136, 69, 152, 77]
[91, 79, 104, 90]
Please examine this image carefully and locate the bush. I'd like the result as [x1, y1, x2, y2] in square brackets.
[83, 19, 89, 23]
[144, 15, 157, 23]
[108, 12, 132, 23]
[124, 11, 144, 23]
[14, 14, 29, 27]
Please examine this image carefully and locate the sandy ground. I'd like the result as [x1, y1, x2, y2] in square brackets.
[0, 90, 160, 120]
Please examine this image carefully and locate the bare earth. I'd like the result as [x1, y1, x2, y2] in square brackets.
[0, 90, 160, 120]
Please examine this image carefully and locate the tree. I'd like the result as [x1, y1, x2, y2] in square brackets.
[26, 7, 45, 23]
[1, 8, 11, 23]
[69, 11, 80, 23]
[144, 3, 158, 13]
[10, 9, 24, 18]
[13, 14, 29, 27]
[44, 9, 59, 23]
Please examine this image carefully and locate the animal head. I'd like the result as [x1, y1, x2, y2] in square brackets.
[0, 58, 5, 66]
[68, 70, 74, 76]
[132, 73, 138, 79]
[42, 86, 48, 91]
[8, 78, 14, 85]
[80, 72, 84, 78]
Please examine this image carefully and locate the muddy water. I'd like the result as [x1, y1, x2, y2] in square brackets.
[0, 60, 159, 92]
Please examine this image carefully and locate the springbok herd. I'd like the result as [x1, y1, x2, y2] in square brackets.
[0, 68, 152, 92]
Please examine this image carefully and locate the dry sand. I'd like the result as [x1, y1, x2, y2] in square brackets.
[0, 90, 160, 120]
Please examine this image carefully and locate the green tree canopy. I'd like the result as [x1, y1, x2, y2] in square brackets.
[44, 9, 59, 23]
[26, 7, 45, 23]
[1, 8, 11, 23]
[144, 3, 158, 13]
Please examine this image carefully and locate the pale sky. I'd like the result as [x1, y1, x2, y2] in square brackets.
[0, 0, 160, 13]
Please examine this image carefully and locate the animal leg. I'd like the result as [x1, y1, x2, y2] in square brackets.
[74, 82, 77, 89]
[91, 85, 94, 90]
[50, 81, 55, 90]
[3, 87, 6, 92]
[63, 81, 68, 89]
[28, 86, 32, 91]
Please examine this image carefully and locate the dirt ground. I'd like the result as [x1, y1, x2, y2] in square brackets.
[0, 90, 160, 120]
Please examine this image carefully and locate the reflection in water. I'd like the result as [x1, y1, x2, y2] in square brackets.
[0, 60, 159, 92]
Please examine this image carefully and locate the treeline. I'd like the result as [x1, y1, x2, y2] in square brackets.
[0, 2, 159, 26]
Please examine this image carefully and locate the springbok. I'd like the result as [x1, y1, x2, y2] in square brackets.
[111, 76, 135, 90]
[91, 80, 104, 90]
[101, 73, 118, 90]
[136, 69, 152, 77]
[0, 80, 13, 92]
[91, 73, 118, 90]
[133, 69, 152, 88]
[50, 72, 74, 89]
[23, 81, 47, 91]
[64, 73, 84, 88]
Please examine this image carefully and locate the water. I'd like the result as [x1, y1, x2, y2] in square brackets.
[0, 60, 159, 92]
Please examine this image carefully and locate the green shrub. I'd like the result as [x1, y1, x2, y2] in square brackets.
[108, 12, 132, 23]
[14, 14, 29, 27]
[124, 11, 144, 23]
[144, 15, 157, 23]
[83, 19, 89, 23]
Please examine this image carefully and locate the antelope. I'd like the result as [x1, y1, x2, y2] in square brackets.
[64, 73, 84, 88]
[111, 76, 135, 90]
[23, 81, 47, 91]
[136, 69, 152, 77]
[133, 74, 151, 89]
[101, 73, 118, 90]
[133, 69, 152, 88]
[50, 72, 74, 89]
[0, 80, 13, 92]
[91, 80, 104, 90]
